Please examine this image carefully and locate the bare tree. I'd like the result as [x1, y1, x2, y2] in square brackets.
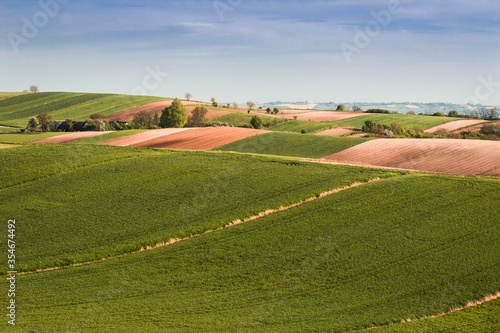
[232, 102, 239, 109]
[211, 97, 218, 107]
[27, 117, 39, 132]
[29, 85, 39, 93]
[247, 101, 256, 110]
[185, 92, 192, 101]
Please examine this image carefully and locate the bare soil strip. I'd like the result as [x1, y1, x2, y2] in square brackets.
[425, 120, 486, 133]
[315, 127, 359, 137]
[28, 131, 115, 144]
[8, 178, 384, 277]
[98, 128, 194, 146]
[322, 138, 500, 177]
[133, 127, 269, 150]
[356, 292, 500, 332]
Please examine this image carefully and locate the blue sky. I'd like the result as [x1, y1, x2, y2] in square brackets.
[1, 0, 499, 105]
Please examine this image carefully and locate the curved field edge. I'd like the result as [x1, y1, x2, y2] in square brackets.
[3, 174, 499, 332]
[362, 295, 500, 332]
[211, 132, 373, 158]
[0, 145, 400, 274]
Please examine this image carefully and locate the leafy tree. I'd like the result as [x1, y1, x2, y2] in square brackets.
[273, 108, 280, 114]
[478, 107, 498, 120]
[406, 111, 416, 115]
[27, 117, 39, 132]
[366, 108, 392, 114]
[29, 85, 39, 93]
[266, 108, 272, 114]
[160, 98, 187, 128]
[293, 115, 298, 121]
[247, 101, 256, 110]
[432, 112, 445, 117]
[250, 115, 263, 129]
[133, 111, 155, 129]
[185, 92, 192, 101]
[65, 119, 75, 132]
[448, 110, 460, 117]
[187, 106, 208, 127]
[85, 118, 107, 131]
[211, 97, 218, 107]
[36, 112, 53, 132]
[336, 104, 346, 111]
[352, 105, 363, 112]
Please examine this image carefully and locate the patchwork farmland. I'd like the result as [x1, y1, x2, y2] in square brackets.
[0, 91, 498, 332]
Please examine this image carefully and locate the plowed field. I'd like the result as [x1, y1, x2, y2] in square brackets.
[315, 127, 358, 137]
[29, 131, 114, 144]
[321, 138, 500, 177]
[277, 111, 364, 121]
[133, 127, 269, 150]
[107, 100, 207, 121]
[98, 128, 193, 146]
[425, 120, 486, 133]
[451, 122, 499, 134]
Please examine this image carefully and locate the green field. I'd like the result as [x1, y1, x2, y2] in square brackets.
[369, 298, 500, 332]
[0, 92, 167, 127]
[3, 174, 499, 332]
[271, 114, 459, 133]
[0, 132, 65, 144]
[212, 132, 373, 158]
[0, 145, 398, 274]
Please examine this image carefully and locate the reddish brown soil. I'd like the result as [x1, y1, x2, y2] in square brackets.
[314, 127, 358, 137]
[450, 122, 500, 134]
[98, 128, 193, 147]
[276, 111, 364, 121]
[29, 131, 114, 144]
[133, 127, 269, 150]
[185, 107, 230, 120]
[425, 120, 486, 133]
[321, 138, 500, 177]
[107, 100, 207, 122]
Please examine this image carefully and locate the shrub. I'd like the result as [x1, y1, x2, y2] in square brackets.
[250, 116, 264, 129]
[432, 112, 446, 117]
[448, 110, 460, 117]
[365, 109, 392, 114]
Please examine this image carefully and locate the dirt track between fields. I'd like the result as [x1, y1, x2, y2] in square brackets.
[107, 100, 208, 121]
[321, 138, 500, 177]
[315, 127, 358, 136]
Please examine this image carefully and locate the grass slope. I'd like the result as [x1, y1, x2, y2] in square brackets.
[5, 174, 499, 332]
[0, 132, 65, 144]
[0, 145, 397, 274]
[0, 92, 166, 127]
[271, 114, 459, 133]
[212, 132, 373, 158]
[208, 111, 282, 127]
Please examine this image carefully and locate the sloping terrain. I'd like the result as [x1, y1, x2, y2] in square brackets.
[98, 128, 193, 146]
[276, 110, 364, 121]
[213, 132, 372, 158]
[107, 100, 209, 121]
[28, 131, 114, 144]
[3, 174, 499, 332]
[314, 127, 358, 136]
[0, 92, 165, 127]
[133, 127, 269, 150]
[322, 138, 500, 177]
[425, 119, 486, 133]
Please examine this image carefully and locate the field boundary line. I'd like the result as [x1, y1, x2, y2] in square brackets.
[350, 291, 500, 332]
[4, 178, 385, 277]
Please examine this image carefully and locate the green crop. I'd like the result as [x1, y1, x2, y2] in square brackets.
[212, 132, 373, 158]
[3, 174, 499, 332]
